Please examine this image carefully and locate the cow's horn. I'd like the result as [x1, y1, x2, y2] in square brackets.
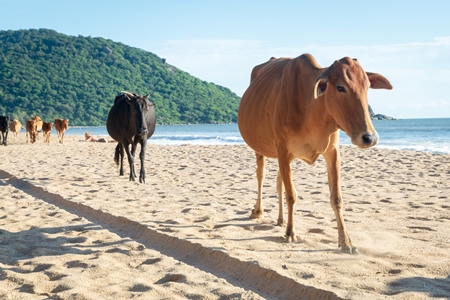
[120, 91, 134, 97]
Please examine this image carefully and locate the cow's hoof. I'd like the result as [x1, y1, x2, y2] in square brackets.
[285, 234, 297, 243]
[276, 218, 286, 227]
[250, 209, 263, 219]
[284, 228, 297, 242]
[341, 245, 359, 255]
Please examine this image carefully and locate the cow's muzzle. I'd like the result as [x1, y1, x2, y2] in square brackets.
[137, 128, 148, 137]
[352, 132, 378, 148]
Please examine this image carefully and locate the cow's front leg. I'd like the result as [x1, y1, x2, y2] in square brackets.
[250, 152, 266, 219]
[278, 150, 297, 242]
[138, 140, 146, 184]
[323, 142, 358, 254]
[124, 142, 136, 181]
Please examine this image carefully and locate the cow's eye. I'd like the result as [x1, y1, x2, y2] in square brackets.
[337, 85, 346, 93]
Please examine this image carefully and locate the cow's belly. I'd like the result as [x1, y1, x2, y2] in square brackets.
[240, 118, 332, 165]
[240, 129, 278, 158]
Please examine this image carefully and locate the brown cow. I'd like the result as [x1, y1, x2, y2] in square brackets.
[238, 54, 392, 254]
[32, 116, 43, 140]
[26, 118, 38, 143]
[9, 119, 22, 138]
[42, 121, 53, 143]
[54, 118, 69, 144]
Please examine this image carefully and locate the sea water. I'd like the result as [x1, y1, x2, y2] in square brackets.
[67, 118, 450, 154]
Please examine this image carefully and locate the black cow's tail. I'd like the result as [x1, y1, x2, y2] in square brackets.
[114, 143, 121, 166]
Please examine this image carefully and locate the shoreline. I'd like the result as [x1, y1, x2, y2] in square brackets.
[1, 134, 449, 299]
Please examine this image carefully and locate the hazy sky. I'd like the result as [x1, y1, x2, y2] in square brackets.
[2, 0, 450, 119]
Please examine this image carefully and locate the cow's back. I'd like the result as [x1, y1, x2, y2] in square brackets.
[238, 54, 324, 157]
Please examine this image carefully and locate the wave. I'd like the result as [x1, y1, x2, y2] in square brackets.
[151, 134, 243, 145]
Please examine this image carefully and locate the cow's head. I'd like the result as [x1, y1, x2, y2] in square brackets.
[123, 92, 152, 137]
[314, 57, 392, 148]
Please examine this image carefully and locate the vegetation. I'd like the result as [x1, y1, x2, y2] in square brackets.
[0, 29, 241, 125]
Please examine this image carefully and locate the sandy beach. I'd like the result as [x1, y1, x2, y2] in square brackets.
[0, 133, 449, 299]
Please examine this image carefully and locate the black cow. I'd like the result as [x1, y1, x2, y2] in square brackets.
[0, 115, 11, 146]
[106, 91, 156, 183]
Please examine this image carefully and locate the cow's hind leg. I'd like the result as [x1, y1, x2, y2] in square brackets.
[276, 170, 285, 226]
[114, 143, 125, 176]
[250, 152, 265, 219]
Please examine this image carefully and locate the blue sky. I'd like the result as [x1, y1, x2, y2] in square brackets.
[1, 0, 450, 119]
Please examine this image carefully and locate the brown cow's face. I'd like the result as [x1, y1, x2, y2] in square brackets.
[316, 57, 392, 148]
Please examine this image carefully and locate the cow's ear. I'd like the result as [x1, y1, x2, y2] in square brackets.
[314, 69, 329, 98]
[314, 78, 327, 98]
[366, 72, 393, 90]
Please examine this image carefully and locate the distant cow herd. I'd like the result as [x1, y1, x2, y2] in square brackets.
[0, 115, 69, 145]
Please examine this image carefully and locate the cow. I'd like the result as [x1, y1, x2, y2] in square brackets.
[0, 115, 11, 146]
[54, 118, 69, 144]
[106, 91, 156, 183]
[32, 116, 43, 140]
[237, 54, 392, 254]
[42, 121, 53, 143]
[9, 119, 22, 138]
[26, 118, 38, 143]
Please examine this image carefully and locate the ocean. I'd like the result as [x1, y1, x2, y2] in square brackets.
[67, 118, 450, 154]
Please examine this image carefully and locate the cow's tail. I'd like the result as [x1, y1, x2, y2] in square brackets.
[114, 143, 121, 166]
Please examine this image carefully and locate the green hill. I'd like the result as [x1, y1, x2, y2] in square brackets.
[0, 29, 241, 125]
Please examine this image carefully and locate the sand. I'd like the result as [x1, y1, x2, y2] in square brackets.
[0, 132, 449, 299]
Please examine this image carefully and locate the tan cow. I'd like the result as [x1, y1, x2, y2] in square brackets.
[32, 116, 43, 140]
[9, 119, 22, 138]
[42, 121, 53, 143]
[54, 118, 69, 144]
[26, 118, 38, 143]
[238, 54, 392, 254]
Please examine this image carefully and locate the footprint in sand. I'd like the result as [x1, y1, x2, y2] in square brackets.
[51, 283, 73, 293]
[32, 263, 53, 272]
[65, 260, 89, 269]
[194, 216, 210, 223]
[155, 274, 187, 284]
[129, 283, 152, 292]
[308, 228, 324, 234]
[407, 226, 436, 232]
[140, 258, 162, 265]
[254, 225, 273, 231]
[44, 271, 68, 281]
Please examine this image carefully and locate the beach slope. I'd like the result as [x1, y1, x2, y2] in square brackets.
[1, 134, 449, 299]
